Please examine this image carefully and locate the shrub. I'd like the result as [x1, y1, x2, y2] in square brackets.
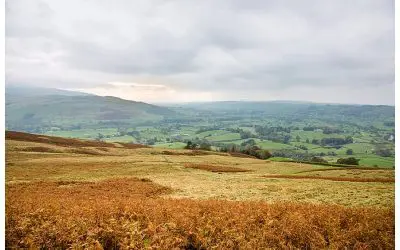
[337, 157, 360, 165]
[310, 157, 328, 163]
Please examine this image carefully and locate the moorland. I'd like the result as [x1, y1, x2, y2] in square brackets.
[5, 131, 395, 248]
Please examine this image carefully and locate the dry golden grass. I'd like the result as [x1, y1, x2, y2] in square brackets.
[18, 146, 62, 153]
[5, 138, 394, 207]
[184, 163, 251, 173]
[6, 178, 394, 249]
[263, 174, 395, 183]
[17, 146, 107, 156]
[5, 132, 396, 248]
[228, 152, 258, 159]
[5, 130, 149, 149]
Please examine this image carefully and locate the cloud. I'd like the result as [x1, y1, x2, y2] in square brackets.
[5, 0, 395, 104]
[71, 82, 217, 103]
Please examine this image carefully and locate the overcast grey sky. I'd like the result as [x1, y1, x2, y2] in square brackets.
[5, 0, 394, 104]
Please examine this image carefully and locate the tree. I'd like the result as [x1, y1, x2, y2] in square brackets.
[337, 157, 360, 165]
[96, 133, 104, 141]
[241, 139, 256, 147]
[310, 157, 328, 163]
[303, 126, 315, 131]
[199, 142, 211, 151]
[240, 131, 253, 139]
[256, 149, 272, 160]
[147, 138, 156, 145]
[345, 136, 353, 144]
[185, 141, 199, 150]
[283, 135, 291, 144]
[296, 135, 301, 142]
[375, 148, 393, 157]
[298, 145, 308, 150]
[184, 141, 193, 149]
[311, 139, 319, 145]
[306, 138, 310, 143]
[346, 149, 353, 155]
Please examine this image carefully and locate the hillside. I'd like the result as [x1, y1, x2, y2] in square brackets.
[174, 101, 395, 123]
[5, 131, 394, 248]
[5, 86, 175, 132]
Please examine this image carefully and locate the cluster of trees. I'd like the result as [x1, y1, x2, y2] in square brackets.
[255, 125, 291, 135]
[253, 126, 293, 144]
[239, 130, 254, 139]
[272, 150, 312, 160]
[310, 157, 328, 163]
[146, 137, 163, 145]
[219, 144, 272, 160]
[303, 126, 317, 131]
[311, 139, 320, 144]
[183, 139, 271, 160]
[322, 127, 343, 134]
[336, 157, 360, 165]
[272, 149, 337, 161]
[226, 128, 256, 139]
[118, 130, 140, 137]
[302, 126, 344, 134]
[383, 121, 395, 127]
[374, 147, 394, 157]
[320, 136, 353, 146]
[241, 139, 256, 147]
[296, 145, 308, 150]
[184, 140, 212, 151]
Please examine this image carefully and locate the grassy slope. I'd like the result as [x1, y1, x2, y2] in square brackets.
[5, 132, 395, 248]
[6, 132, 394, 206]
[6, 95, 174, 128]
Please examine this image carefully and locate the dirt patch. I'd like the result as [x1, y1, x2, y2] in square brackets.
[68, 148, 105, 155]
[229, 152, 258, 159]
[184, 163, 251, 173]
[96, 147, 110, 152]
[119, 142, 150, 149]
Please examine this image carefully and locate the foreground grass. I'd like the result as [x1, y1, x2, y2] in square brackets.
[5, 132, 396, 248]
[6, 178, 394, 249]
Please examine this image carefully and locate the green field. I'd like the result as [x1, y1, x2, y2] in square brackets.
[7, 91, 395, 168]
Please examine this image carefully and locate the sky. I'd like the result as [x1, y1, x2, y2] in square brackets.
[5, 0, 395, 105]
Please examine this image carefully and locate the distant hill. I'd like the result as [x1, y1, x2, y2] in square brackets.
[170, 101, 395, 127]
[5, 85, 93, 97]
[5, 86, 175, 132]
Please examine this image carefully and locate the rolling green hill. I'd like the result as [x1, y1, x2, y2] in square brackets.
[5, 86, 175, 132]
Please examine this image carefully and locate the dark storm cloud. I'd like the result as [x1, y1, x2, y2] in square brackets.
[5, 0, 394, 104]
